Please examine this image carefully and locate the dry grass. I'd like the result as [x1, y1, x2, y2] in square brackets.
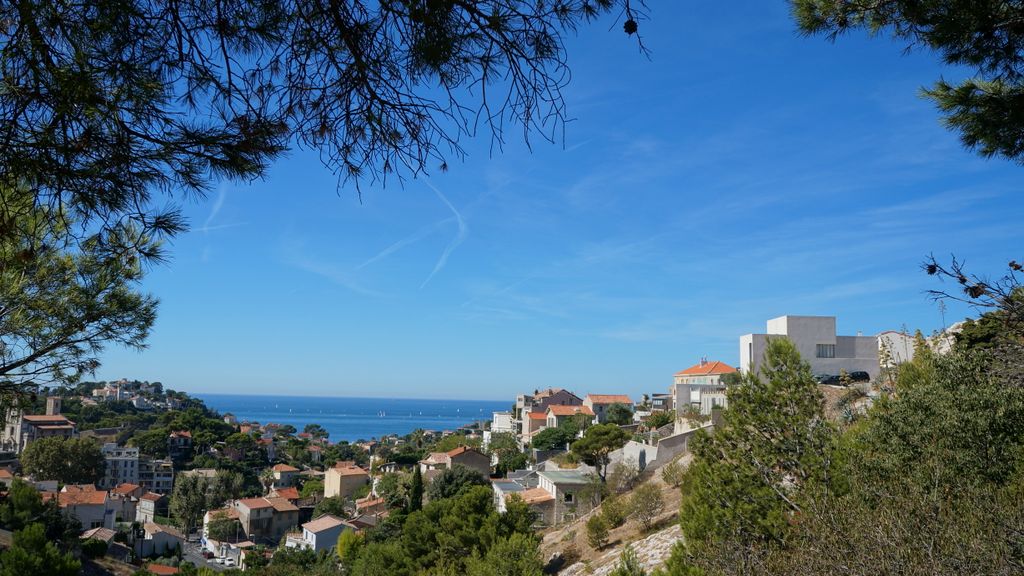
[539, 456, 687, 569]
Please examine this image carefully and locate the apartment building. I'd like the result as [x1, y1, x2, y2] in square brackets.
[101, 443, 140, 489]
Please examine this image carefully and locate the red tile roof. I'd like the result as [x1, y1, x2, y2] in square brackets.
[59, 488, 107, 507]
[547, 405, 594, 417]
[446, 446, 482, 457]
[237, 497, 274, 510]
[169, 430, 192, 438]
[145, 563, 180, 575]
[527, 412, 548, 420]
[23, 414, 75, 424]
[272, 463, 299, 473]
[675, 360, 737, 377]
[0, 469, 13, 479]
[206, 507, 239, 520]
[419, 452, 447, 465]
[140, 492, 164, 502]
[112, 483, 141, 495]
[272, 486, 300, 500]
[586, 394, 633, 405]
[332, 463, 369, 477]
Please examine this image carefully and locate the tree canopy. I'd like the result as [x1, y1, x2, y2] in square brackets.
[605, 402, 634, 426]
[19, 437, 105, 485]
[792, 0, 1024, 165]
[658, 293, 1024, 576]
[0, 523, 79, 576]
[0, 186, 156, 397]
[0, 0, 647, 253]
[571, 423, 629, 481]
[426, 464, 488, 501]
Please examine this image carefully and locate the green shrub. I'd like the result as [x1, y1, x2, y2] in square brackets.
[81, 538, 108, 558]
[661, 458, 684, 487]
[601, 493, 628, 528]
[586, 514, 609, 549]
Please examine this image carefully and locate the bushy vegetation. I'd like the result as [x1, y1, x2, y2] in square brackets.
[656, 291, 1024, 575]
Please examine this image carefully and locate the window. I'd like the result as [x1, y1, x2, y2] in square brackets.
[564, 493, 573, 503]
[816, 344, 835, 358]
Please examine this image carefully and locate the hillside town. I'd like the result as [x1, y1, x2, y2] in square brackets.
[0, 314, 952, 573]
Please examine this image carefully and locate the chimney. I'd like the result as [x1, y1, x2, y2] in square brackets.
[700, 356, 707, 366]
[46, 396, 62, 416]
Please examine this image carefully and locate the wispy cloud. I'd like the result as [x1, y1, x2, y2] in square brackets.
[420, 180, 468, 288]
[279, 237, 386, 298]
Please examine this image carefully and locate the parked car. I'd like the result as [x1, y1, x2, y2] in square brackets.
[225, 559, 236, 567]
[201, 551, 214, 559]
[848, 371, 870, 383]
[816, 374, 840, 385]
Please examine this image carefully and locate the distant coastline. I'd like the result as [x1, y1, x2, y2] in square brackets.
[197, 393, 509, 443]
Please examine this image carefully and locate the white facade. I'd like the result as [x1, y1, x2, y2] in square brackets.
[491, 411, 514, 434]
[740, 316, 879, 380]
[877, 330, 916, 367]
[285, 515, 351, 554]
[101, 443, 140, 489]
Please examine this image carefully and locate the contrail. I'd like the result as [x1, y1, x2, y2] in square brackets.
[203, 181, 229, 230]
[355, 217, 454, 271]
[420, 180, 467, 288]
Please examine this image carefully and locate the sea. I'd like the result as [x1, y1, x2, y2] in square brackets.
[196, 394, 510, 443]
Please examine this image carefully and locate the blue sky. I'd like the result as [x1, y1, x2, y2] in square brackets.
[98, 2, 1023, 400]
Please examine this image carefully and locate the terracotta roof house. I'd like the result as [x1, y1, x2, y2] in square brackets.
[355, 496, 386, 516]
[136, 492, 167, 524]
[59, 485, 113, 530]
[113, 483, 143, 497]
[271, 463, 300, 488]
[545, 405, 594, 429]
[145, 563, 180, 575]
[0, 412, 77, 454]
[224, 497, 301, 545]
[418, 446, 491, 477]
[674, 360, 737, 378]
[324, 461, 370, 499]
[672, 358, 738, 419]
[140, 522, 185, 557]
[270, 486, 300, 501]
[583, 394, 634, 424]
[168, 430, 193, 460]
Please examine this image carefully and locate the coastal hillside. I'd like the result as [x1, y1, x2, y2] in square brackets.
[541, 455, 690, 574]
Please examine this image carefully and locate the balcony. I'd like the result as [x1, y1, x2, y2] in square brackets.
[284, 532, 308, 549]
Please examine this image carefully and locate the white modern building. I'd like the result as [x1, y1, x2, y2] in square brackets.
[877, 330, 917, 367]
[740, 316, 879, 380]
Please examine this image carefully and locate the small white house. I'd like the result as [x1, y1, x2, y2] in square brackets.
[139, 522, 184, 557]
[285, 514, 352, 554]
